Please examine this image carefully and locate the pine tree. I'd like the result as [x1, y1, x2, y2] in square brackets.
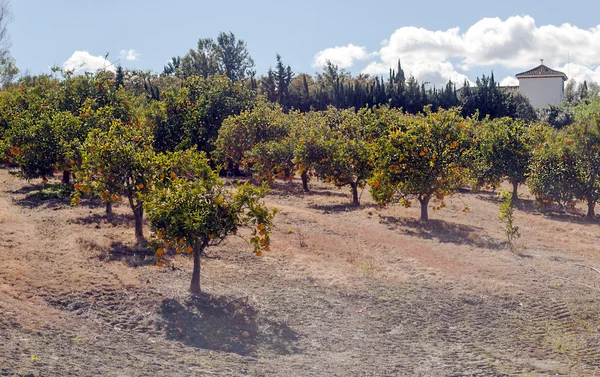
[115, 65, 124, 89]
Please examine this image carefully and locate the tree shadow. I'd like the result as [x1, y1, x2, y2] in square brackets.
[476, 192, 599, 225]
[159, 294, 300, 356]
[269, 180, 352, 199]
[308, 202, 377, 213]
[379, 216, 505, 250]
[9, 182, 105, 210]
[10, 183, 74, 208]
[91, 240, 155, 268]
[74, 212, 134, 227]
[535, 211, 599, 225]
[476, 191, 540, 211]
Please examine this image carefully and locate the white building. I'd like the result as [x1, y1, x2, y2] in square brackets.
[515, 64, 568, 108]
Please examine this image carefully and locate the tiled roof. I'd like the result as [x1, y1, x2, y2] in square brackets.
[499, 85, 519, 92]
[515, 64, 568, 80]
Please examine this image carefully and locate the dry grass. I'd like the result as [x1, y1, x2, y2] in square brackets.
[2, 169, 600, 376]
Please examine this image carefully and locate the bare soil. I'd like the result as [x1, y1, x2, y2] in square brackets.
[2, 167, 600, 376]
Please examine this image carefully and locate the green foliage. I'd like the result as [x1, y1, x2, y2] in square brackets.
[72, 120, 155, 240]
[166, 32, 255, 82]
[528, 115, 600, 217]
[6, 113, 62, 179]
[537, 104, 574, 129]
[370, 107, 471, 221]
[572, 97, 600, 124]
[151, 74, 255, 154]
[470, 117, 533, 196]
[503, 91, 537, 121]
[214, 99, 289, 171]
[498, 189, 520, 245]
[296, 107, 374, 206]
[246, 136, 298, 183]
[143, 152, 276, 293]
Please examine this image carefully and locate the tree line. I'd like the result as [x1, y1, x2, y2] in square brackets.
[1, 31, 600, 293]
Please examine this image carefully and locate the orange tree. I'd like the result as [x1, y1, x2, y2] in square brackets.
[528, 118, 600, 217]
[214, 99, 290, 174]
[470, 117, 533, 198]
[245, 135, 298, 184]
[1, 71, 136, 184]
[0, 77, 63, 181]
[143, 151, 276, 294]
[72, 120, 155, 242]
[295, 108, 375, 206]
[3, 110, 85, 185]
[151, 74, 256, 154]
[369, 108, 471, 222]
[240, 113, 307, 188]
[527, 136, 580, 211]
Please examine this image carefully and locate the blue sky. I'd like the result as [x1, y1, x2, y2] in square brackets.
[9, 0, 600, 87]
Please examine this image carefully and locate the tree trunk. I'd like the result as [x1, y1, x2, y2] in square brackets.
[105, 201, 113, 215]
[134, 206, 144, 242]
[301, 170, 309, 192]
[190, 242, 202, 294]
[419, 196, 430, 222]
[511, 181, 519, 202]
[350, 181, 360, 207]
[587, 198, 596, 218]
[62, 169, 70, 185]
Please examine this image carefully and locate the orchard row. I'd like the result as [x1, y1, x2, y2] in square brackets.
[1, 72, 599, 290]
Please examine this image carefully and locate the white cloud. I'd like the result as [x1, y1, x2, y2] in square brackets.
[500, 76, 519, 86]
[558, 63, 600, 84]
[120, 49, 140, 61]
[312, 44, 371, 69]
[63, 51, 115, 74]
[315, 16, 600, 87]
[460, 16, 600, 70]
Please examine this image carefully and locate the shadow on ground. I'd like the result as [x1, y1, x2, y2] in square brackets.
[74, 212, 134, 227]
[10, 182, 105, 210]
[308, 202, 377, 213]
[380, 216, 505, 250]
[81, 238, 155, 268]
[269, 180, 350, 199]
[160, 294, 300, 356]
[476, 190, 598, 225]
[10, 183, 74, 208]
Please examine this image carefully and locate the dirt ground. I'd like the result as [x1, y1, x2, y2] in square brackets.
[1, 166, 600, 377]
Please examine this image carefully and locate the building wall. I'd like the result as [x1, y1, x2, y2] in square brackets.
[517, 76, 564, 108]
